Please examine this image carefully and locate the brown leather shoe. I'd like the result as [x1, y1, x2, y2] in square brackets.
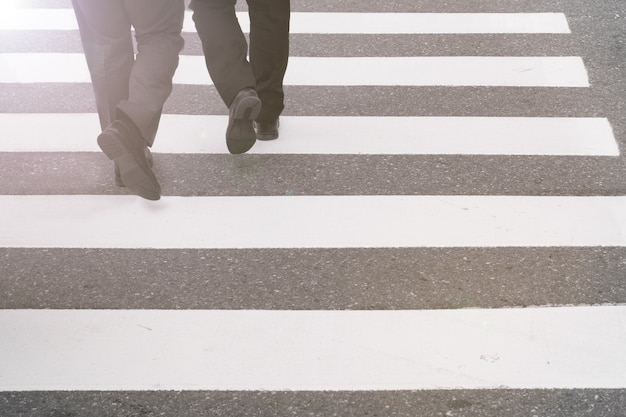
[254, 119, 279, 140]
[226, 88, 262, 154]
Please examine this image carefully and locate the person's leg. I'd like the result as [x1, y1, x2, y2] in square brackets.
[190, 0, 261, 154]
[72, 0, 157, 199]
[72, 0, 183, 200]
[121, 0, 185, 146]
[70, 0, 133, 131]
[247, 0, 290, 125]
[190, 0, 256, 106]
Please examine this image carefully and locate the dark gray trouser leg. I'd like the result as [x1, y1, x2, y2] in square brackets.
[71, 0, 184, 146]
[248, 0, 290, 123]
[190, 0, 290, 122]
[190, 0, 257, 107]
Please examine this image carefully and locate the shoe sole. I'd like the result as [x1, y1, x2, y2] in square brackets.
[98, 132, 161, 201]
[256, 131, 279, 141]
[226, 95, 262, 154]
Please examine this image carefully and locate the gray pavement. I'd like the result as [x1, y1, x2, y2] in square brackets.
[2, 390, 625, 417]
[1, 0, 626, 415]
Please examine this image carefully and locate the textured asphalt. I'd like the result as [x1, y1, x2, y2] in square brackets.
[1, 0, 626, 416]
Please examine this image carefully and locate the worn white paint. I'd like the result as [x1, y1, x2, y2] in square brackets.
[0, 54, 590, 87]
[0, 195, 625, 248]
[0, 9, 571, 34]
[0, 114, 617, 156]
[278, 56, 589, 87]
[1, 306, 625, 391]
[283, 12, 571, 34]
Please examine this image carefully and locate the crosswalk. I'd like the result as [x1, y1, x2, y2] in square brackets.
[3, 307, 626, 391]
[2, 195, 626, 248]
[0, 9, 574, 33]
[2, 54, 591, 86]
[1, 0, 625, 415]
[1, 114, 620, 155]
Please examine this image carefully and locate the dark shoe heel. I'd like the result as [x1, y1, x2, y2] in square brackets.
[255, 119, 280, 141]
[114, 163, 124, 187]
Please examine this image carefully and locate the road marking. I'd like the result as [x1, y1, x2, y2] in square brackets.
[0, 10, 571, 34]
[1, 195, 624, 248]
[0, 114, 618, 156]
[279, 56, 589, 87]
[284, 12, 571, 34]
[1, 306, 625, 391]
[0, 53, 91, 82]
[0, 54, 590, 87]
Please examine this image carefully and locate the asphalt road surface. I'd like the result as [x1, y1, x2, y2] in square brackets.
[0, 0, 625, 416]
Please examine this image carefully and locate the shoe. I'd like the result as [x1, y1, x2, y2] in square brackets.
[98, 120, 161, 201]
[254, 118, 279, 140]
[226, 88, 262, 154]
[114, 147, 153, 187]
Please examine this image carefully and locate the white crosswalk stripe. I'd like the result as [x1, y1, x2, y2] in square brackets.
[2, 307, 626, 391]
[1, 114, 618, 155]
[0, 9, 572, 34]
[0, 0, 624, 412]
[1, 195, 625, 248]
[0, 54, 591, 87]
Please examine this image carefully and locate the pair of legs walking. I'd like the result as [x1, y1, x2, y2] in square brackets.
[73, 0, 289, 200]
[191, 0, 290, 151]
[72, 0, 185, 200]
